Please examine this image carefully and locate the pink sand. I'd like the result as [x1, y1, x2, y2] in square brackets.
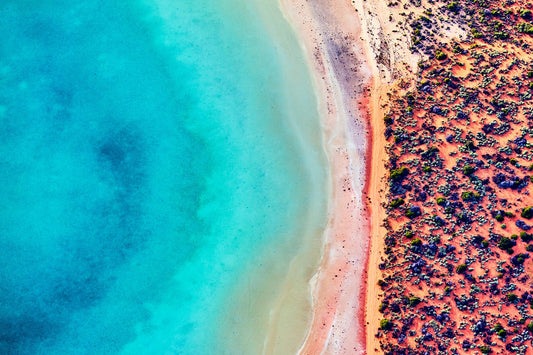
[279, 0, 372, 353]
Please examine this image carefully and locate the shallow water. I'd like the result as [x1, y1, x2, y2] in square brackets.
[0, 1, 326, 354]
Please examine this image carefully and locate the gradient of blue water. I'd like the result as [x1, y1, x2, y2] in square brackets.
[0, 1, 324, 354]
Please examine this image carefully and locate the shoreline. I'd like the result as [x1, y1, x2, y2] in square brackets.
[351, 0, 421, 352]
[278, 0, 372, 353]
[215, 1, 335, 354]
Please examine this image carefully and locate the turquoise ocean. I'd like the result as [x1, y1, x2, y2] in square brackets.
[0, 0, 326, 354]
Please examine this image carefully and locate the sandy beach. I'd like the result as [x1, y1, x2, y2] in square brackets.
[279, 0, 372, 353]
[279, 0, 533, 352]
[278, 0, 426, 352]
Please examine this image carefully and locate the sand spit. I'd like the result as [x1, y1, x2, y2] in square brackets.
[278, 0, 372, 353]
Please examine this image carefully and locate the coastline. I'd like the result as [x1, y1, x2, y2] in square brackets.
[214, 1, 332, 354]
[351, 0, 421, 352]
[278, 0, 372, 353]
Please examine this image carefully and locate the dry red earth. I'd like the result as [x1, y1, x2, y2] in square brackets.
[375, 1, 533, 353]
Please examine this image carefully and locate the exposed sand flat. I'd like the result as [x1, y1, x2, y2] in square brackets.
[278, 0, 372, 353]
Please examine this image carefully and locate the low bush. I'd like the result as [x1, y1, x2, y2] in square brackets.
[522, 206, 533, 219]
[497, 236, 514, 250]
[507, 293, 518, 302]
[409, 296, 421, 307]
[380, 318, 393, 330]
[456, 264, 467, 274]
[463, 165, 475, 176]
[411, 238, 422, 246]
[390, 198, 405, 209]
[517, 22, 533, 34]
[390, 167, 409, 182]
[435, 50, 447, 60]
[527, 322, 533, 332]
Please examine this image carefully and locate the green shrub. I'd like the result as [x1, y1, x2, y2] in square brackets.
[405, 208, 420, 219]
[436, 197, 446, 206]
[521, 232, 533, 242]
[405, 230, 414, 239]
[516, 254, 526, 265]
[421, 146, 439, 160]
[507, 293, 518, 302]
[517, 22, 533, 34]
[447, 2, 458, 12]
[495, 214, 504, 222]
[479, 345, 491, 354]
[472, 29, 483, 38]
[390, 198, 405, 209]
[463, 165, 475, 176]
[527, 322, 533, 332]
[511, 234, 519, 240]
[378, 302, 388, 313]
[390, 167, 409, 182]
[494, 31, 509, 40]
[522, 206, 533, 219]
[411, 238, 422, 246]
[461, 191, 473, 201]
[461, 191, 479, 201]
[409, 296, 421, 307]
[465, 140, 477, 151]
[384, 115, 393, 126]
[494, 323, 504, 332]
[456, 264, 467, 274]
[497, 236, 514, 250]
[380, 318, 393, 330]
[521, 9, 532, 19]
[435, 50, 447, 60]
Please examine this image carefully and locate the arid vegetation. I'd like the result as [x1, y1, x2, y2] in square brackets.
[376, 0, 533, 353]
